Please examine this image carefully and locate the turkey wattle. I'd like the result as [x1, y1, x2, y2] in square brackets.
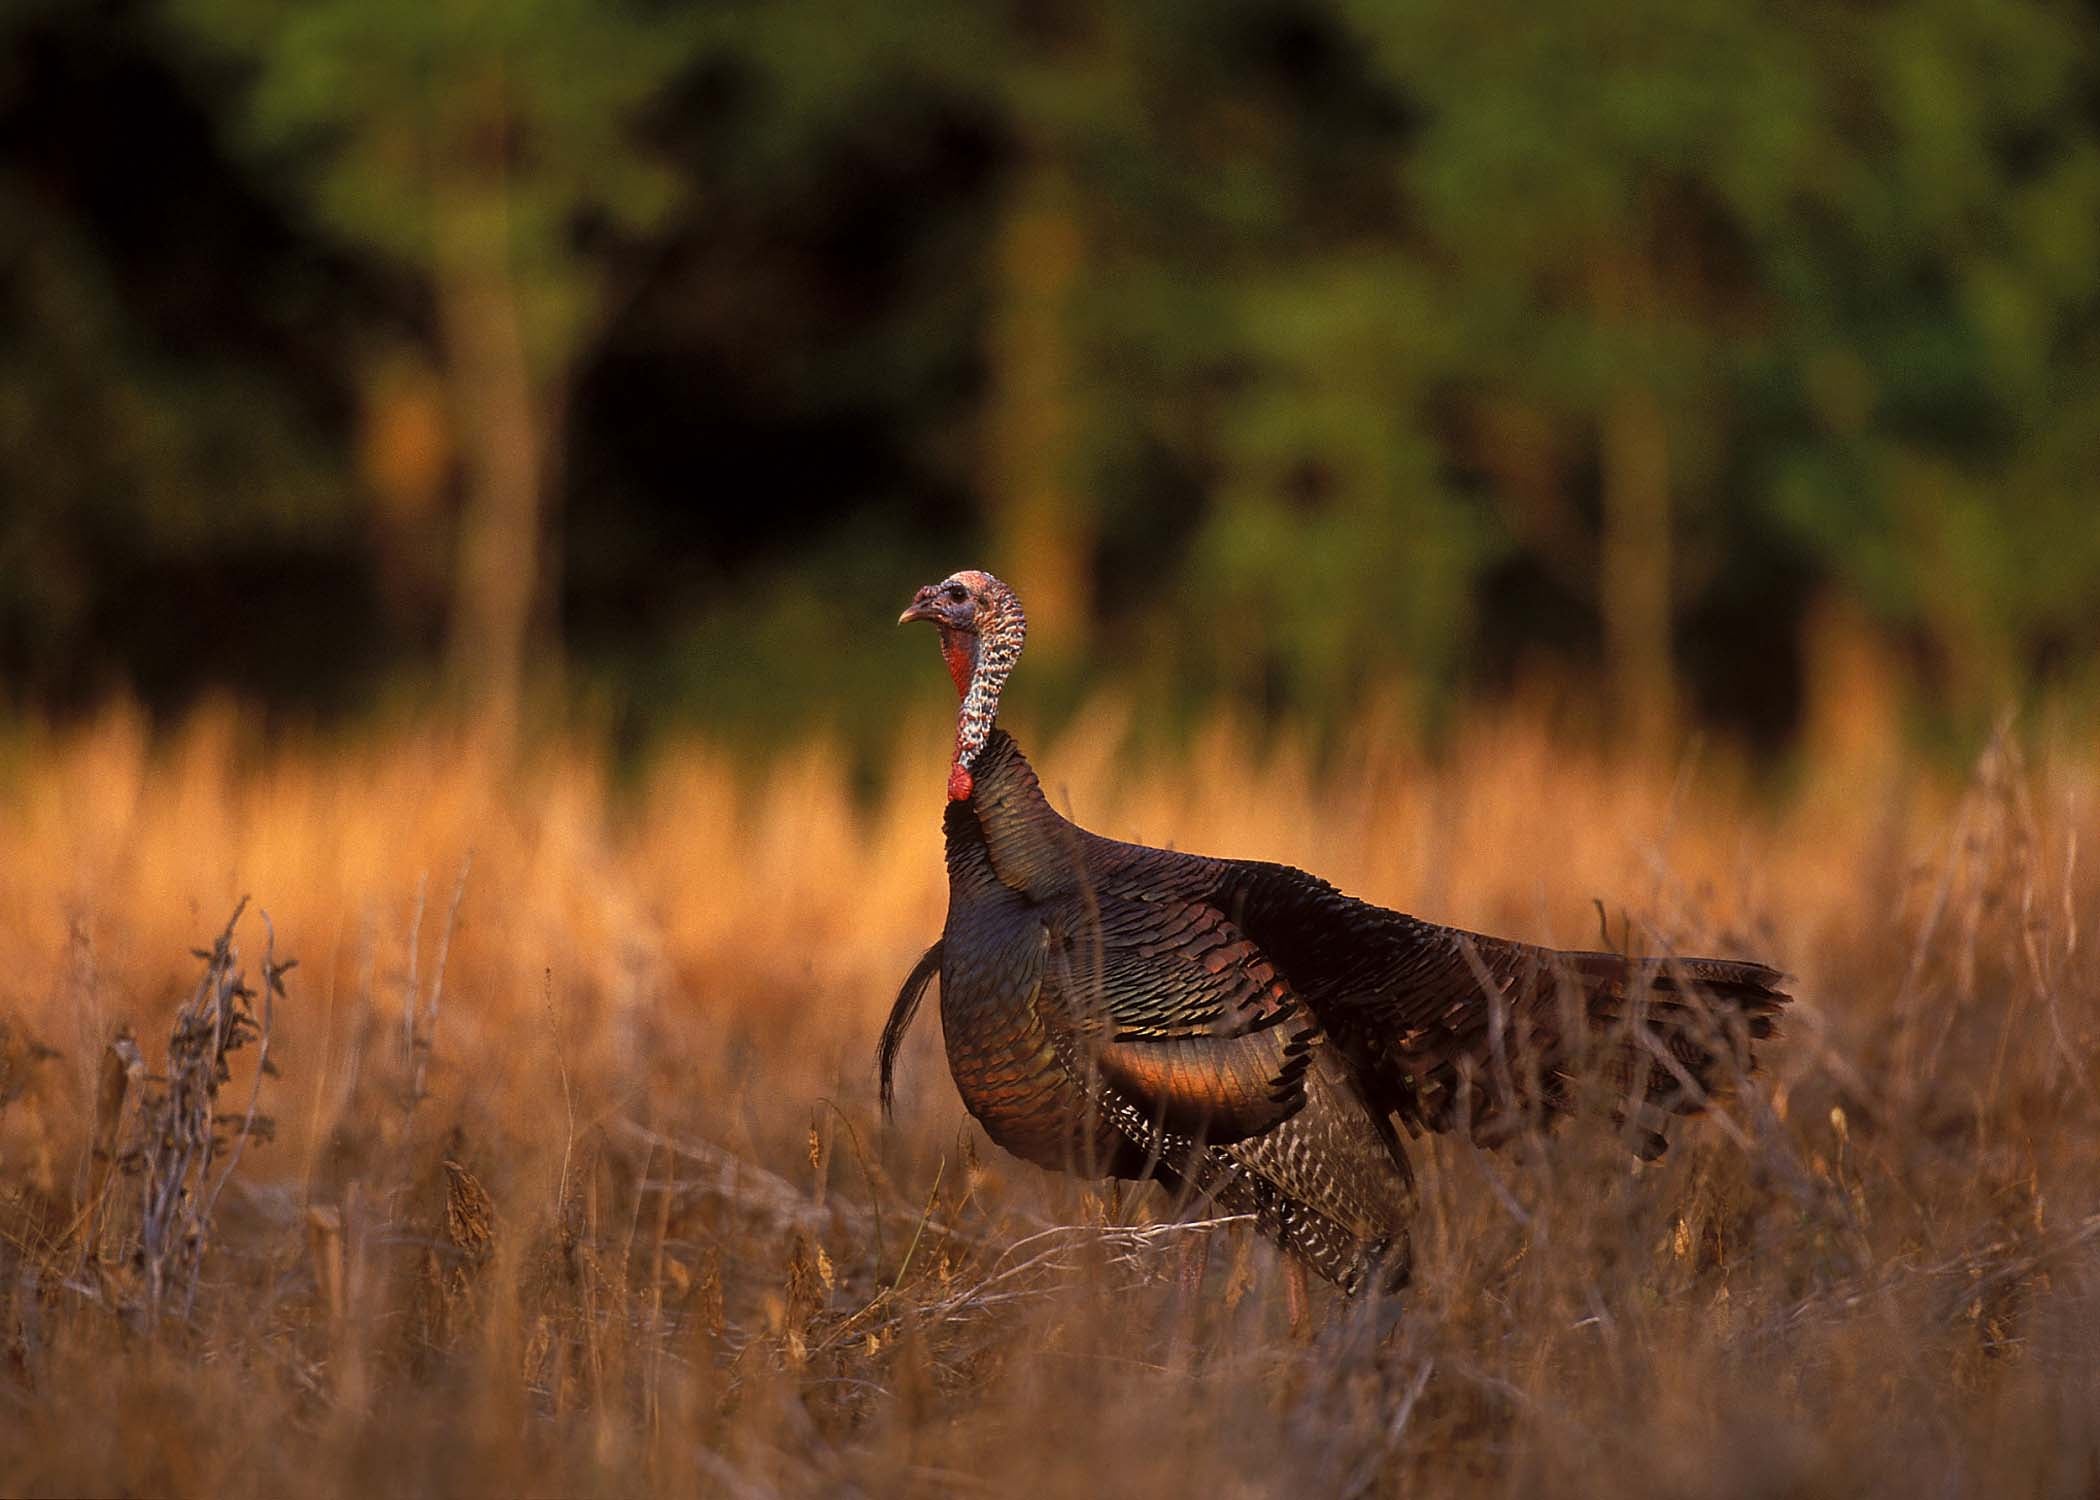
[885, 568, 1789, 1293]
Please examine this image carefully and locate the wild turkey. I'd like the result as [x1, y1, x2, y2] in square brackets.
[885, 569, 1788, 1295]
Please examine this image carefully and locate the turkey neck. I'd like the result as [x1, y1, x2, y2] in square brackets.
[936, 582, 1070, 892]
[940, 587, 1026, 803]
[946, 731, 1084, 903]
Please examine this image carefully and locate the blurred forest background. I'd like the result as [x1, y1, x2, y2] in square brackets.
[7, 9, 2100, 1493]
[5, 0, 2099, 760]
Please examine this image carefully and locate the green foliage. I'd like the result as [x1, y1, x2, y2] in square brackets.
[0, 82, 354, 704]
[4, 0, 2099, 738]
[175, 0, 693, 379]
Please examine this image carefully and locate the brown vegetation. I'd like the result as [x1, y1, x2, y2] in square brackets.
[0, 701, 2095, 1496]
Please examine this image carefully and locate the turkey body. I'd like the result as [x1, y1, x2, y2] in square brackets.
[886, 729, 1788, 1294]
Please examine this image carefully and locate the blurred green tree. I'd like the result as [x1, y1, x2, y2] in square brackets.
[714, 1, 1163, 664]
[6, 0, 2100, 748]
[0, 167, 355, 706]
[1205, 0, 1830, 740]
[173, 0, 697, 742]
[0, 1, 372, 713]
[1742, 0, 2100, 718]
[1208, 0, 2100, 738]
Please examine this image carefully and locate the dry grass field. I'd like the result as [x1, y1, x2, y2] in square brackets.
[1, 698, 2096, 1498]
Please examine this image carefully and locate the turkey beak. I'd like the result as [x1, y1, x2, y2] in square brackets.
[899, 591, 939, 625]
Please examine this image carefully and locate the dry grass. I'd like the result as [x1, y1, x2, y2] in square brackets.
[0, 697, 2096, 1497]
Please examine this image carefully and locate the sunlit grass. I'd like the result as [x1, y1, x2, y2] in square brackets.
[0, 696, 2094, 1496]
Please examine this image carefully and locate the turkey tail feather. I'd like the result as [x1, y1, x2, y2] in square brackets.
[880, 942, 943, 1119]
[1448, 949, 1791, 1151]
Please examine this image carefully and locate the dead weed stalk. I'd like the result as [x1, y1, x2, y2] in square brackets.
[116, 898, 292, 1327]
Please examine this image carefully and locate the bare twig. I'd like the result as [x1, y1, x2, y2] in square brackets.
[189, 910, 293, 1312]
[121, 899, 291, 1329]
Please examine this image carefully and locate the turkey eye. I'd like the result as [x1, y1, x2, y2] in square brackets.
[944, 585, 967, 602]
